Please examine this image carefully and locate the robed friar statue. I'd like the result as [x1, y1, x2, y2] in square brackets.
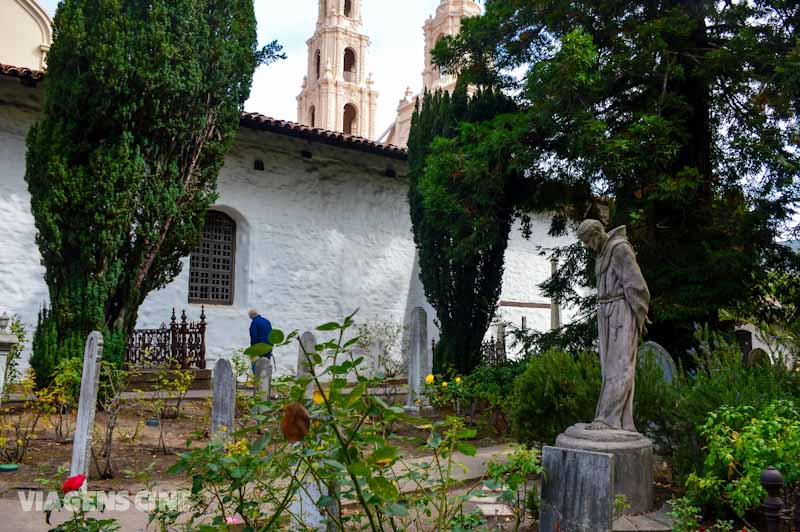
[577, 220, 650, 432]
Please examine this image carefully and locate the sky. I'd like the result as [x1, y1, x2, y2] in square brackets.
[38, 0, 455, 139]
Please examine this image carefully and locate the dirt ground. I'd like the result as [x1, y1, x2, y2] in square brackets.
[0, 399, 510, 496]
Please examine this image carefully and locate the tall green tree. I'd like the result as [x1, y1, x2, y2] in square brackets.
[26, 0, 282, 382]
[408, 84, 520, 374]
[434, 0, 800, 356]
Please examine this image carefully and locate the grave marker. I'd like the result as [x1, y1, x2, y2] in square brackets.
[637, 341, 677, 384]
[211, 359, 235, 439]
[70, 332, 104, 482]
[254, 357, 272, 400]
[405, 307, 428, 411]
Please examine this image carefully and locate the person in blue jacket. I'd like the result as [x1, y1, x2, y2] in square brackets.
[248, 309, 273, 372]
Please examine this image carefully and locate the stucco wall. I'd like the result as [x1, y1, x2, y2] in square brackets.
[0, 80, 573, 374]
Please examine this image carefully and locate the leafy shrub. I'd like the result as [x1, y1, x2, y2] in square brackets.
[668, 328, 800, 483]
[511, 349, 601, 445]
[686, 400, 800, 516]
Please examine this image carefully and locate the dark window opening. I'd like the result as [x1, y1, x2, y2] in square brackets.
[189, 211, 236, 305]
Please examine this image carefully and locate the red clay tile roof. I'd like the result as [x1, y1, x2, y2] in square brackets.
[240, 112, 407, 160]
[0, 63, 44, 82]
[0, 63, 408, 160]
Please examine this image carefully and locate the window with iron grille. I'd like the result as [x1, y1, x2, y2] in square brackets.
[189, 211, 236, 305]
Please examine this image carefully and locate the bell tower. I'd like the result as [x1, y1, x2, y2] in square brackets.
[422, 0, 482, 93]
[296, 0, 378, 139]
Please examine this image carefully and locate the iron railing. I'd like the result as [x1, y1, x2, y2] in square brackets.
[762, 466, 800, 532]
[125, 308, 206, 370]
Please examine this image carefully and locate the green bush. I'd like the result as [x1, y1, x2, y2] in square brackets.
[511, 349, 601, 445]
[686, 400, 800, 517]
[30, 307, 125, 390]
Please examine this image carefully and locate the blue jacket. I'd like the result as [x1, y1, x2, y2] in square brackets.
[249, 315, 272, 351]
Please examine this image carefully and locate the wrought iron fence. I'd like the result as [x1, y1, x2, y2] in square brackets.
[430, 336, 507, 367]
[125, 308, 207, 370]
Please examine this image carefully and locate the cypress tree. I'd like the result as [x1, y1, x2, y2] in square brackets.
[26, 0, 282, 383]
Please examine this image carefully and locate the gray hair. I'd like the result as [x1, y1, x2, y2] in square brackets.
[248, 309, 258, 319]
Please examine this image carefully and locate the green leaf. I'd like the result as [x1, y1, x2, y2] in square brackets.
[316, 322, 341, 331]
[250, 434, 269, 455]
[369, 446, 398, 465]
[346, 382, 367, 407]
[456, 442, 477, 456]
[347, 461, 370, 477]
[368, 476, 399, 502]
[269, 329, 285, 345]
[244, 343, 272, 357]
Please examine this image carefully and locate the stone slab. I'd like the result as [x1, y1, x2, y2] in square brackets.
[556, 424, 654, 513]
[613, 507, 673, 532]
[541, 446, 614, 532]
[478, 503, 515, 517]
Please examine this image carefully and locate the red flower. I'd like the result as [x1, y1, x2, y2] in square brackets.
[699, 527, 706, 531]
[61, 474, 86, 494]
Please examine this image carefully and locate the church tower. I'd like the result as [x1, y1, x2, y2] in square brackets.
[380, 0, 481, 148]
[296, 0, 378, 139]
[422, 0, 482, 94]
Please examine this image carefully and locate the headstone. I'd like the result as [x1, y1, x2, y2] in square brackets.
[254, 357, 272, 400]
[405, 307, 428, 411]
[291, 332, 337, 530]
[0, 322, 18, 401]
[540, 446, 614, 532]
[70, 332, 104, 483]
[746, 348, 771, 368]
[637, 341, 677, 384]
[211, 359, 235, 439]
[297, 331, 317, 398]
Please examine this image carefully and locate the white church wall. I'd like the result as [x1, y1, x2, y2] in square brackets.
[0, 80, 49, 358]
[0, 80, 575, 375]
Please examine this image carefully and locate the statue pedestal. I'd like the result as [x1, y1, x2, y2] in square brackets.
[556, 423, 653, 514]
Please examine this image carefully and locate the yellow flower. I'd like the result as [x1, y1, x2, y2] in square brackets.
[455, 377, 462, 384]
[312, 390, 329, 405]
[425, 374, 435, 385]
[375, 458, 393, 468]
[441, 381, 448, 388]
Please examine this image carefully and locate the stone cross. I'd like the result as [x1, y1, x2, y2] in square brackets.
[405, 307, 428, 411]
[70, 332, 104, 483]
[254, 357, 272, 400]
[211, 358, 235, 439]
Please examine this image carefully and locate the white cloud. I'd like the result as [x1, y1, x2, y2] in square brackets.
[39, 0, 448, 139]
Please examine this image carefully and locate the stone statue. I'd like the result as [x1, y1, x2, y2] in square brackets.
[577, 220, 650, 432]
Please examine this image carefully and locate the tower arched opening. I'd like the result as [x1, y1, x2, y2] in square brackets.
[343, 104, 358, 135]
[343, 48, 357, 82]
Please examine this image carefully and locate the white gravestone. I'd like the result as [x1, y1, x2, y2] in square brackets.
[297, 331, 317, 399]
[70, 332, 104, 483]
[211, 359, 235, 439]
[405, 307, 428, 411]
[254, 357, 272, 400]
[291, 331, 338, 530]
[0, 316, 18, 401]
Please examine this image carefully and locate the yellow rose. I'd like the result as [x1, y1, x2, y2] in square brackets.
[425, 374, 434, 385]
[442, 381, 448, 388]
[312, 390, 329, 405]
[455, 377, 462, 384]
